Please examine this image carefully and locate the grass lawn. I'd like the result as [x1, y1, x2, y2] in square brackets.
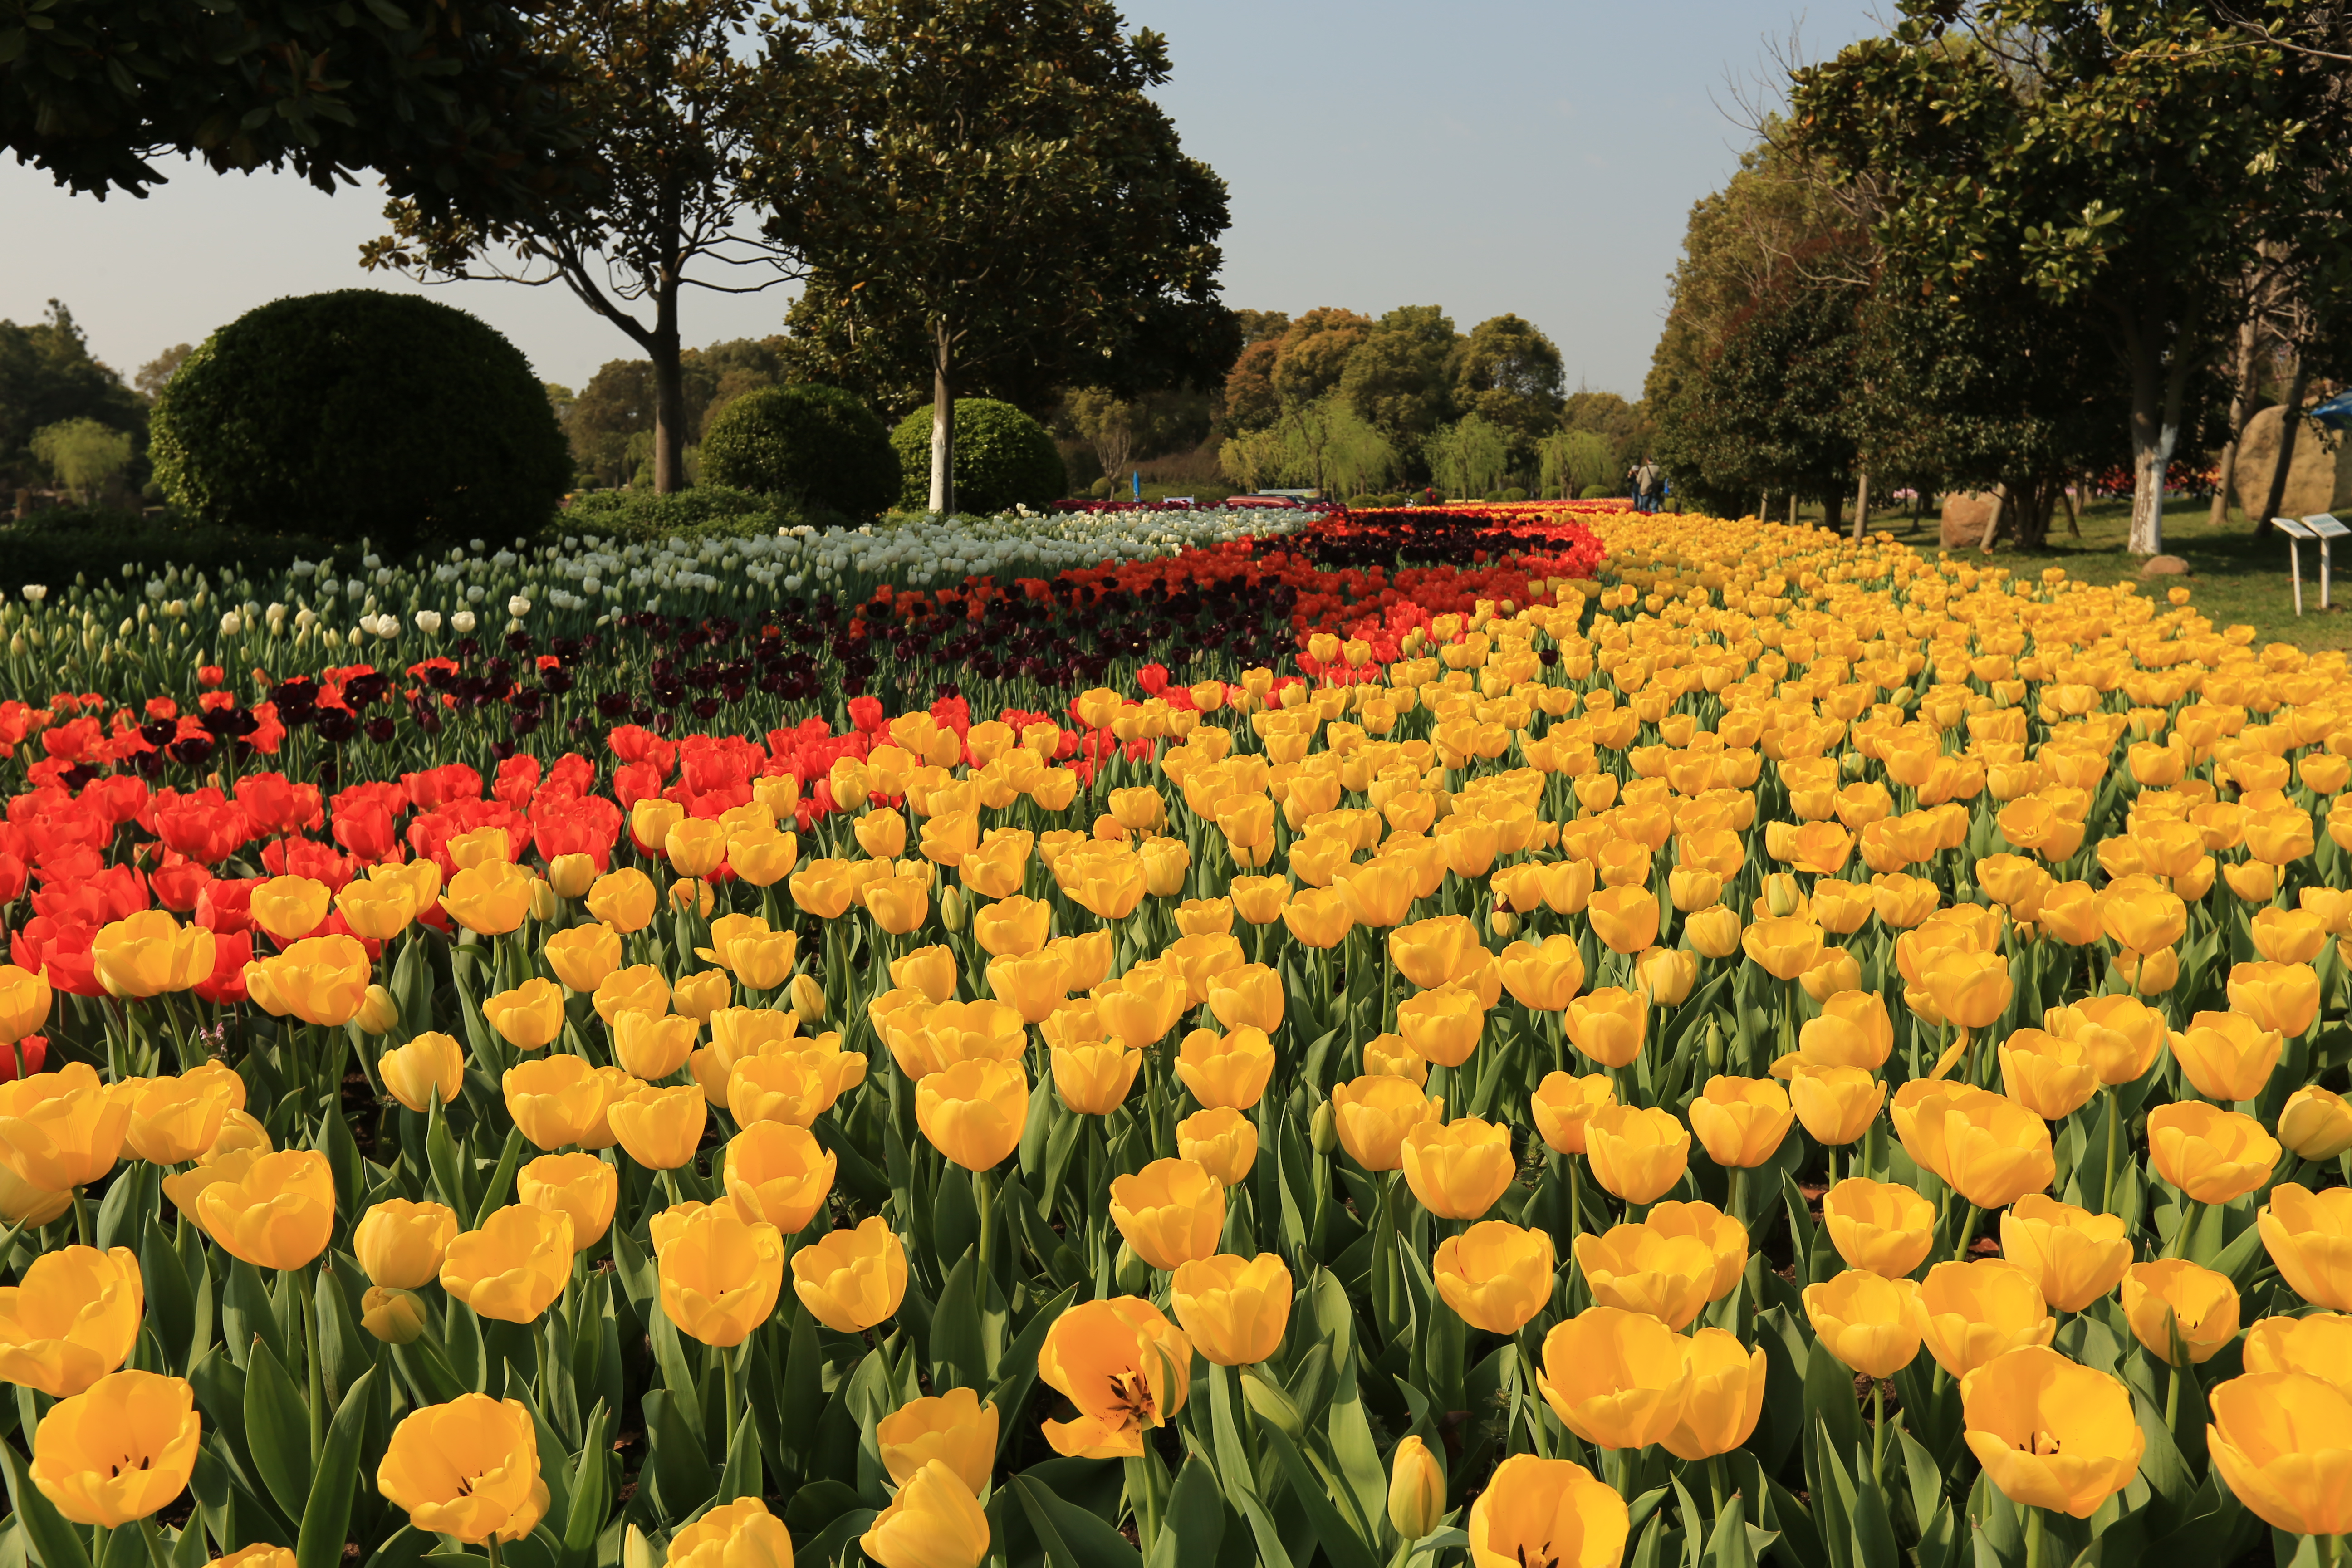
[1766, 494, 2352, 652]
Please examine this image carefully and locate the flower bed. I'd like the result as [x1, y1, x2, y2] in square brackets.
[0, 508, 2347, 1568]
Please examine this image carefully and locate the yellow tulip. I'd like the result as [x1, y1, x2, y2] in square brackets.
[1328, 1075, 1441, 1172]
[91, 911, 216, 997]
[1397, 983, 1485, 1068]
[440, 1205, 574, 1323]
[516, 1152, 618, 1247]
[1530, 1072, 1614, 1156]
[1465, 1454, 1627, 1568]
[612, 1009, 700, 1080]
[1688, 1075, 1793, 1169]
[1205, 962, 1283, 1034]
[121, 1072, 232, 1165]
[29, 1369, 202, 1526]
[0, 1245, 142, 1396]
[1534, 1306, 1690, 1450]
[483, 977, 566, 1050]
[1387, 1434, 1446, 1542]
[1170, 1252, 1291, 1366]
[2146, 1101, 2278, 1205]
[2042, 993, 2168, 1085]
[2279, 1085, 2352, 1161]
[1586, 885, 1659, 956]
[611, 1086, 701, 1171]
[665, 1497, 796, 1568]
[722, 1121, 836, 1232]
[587, 868, 658, 932]
[1584, 1104, 1690, 1204]
[861, 1460, 991, 1568]
[1109, 1158, 1224, 1271]
[2207, 1371, 2352, 1538]
[193, 1148, 334, 1270]
[1230, 875, 1291, 925]
[376, 1394, 549, 1543]
[1909, 1259, 2053, 1377]
[248, 933, 372, 1026]
[1432, 1220, 1554, 1334]
[1999, 1194, 2131, 1311]
[791, 1216, 908, 1332]
[441, 861, 537, 936]
[1052, 1038, 1142, 1116]
[359, 1286, 427, 1345]
[656, 1201, 784, 1347]
[1280, 887, 1354, 948]
[973, 895, 1053, 959]
[1036, 1296, 1193, 1458]
[727, 1047, 866, 1128]
[354, 1200, 459, 1290]
[541, 922, 620, 993]
[2120, 1259, 2239, 1365]
[876, 1387, 998, 1495]
[1803, 1269, 1921, 1378]
[1573, 1220, 1719, 1330]
[1741, 916, 1824, 981]
[891, 945, 959, 1004]
[915, 1058, 1028, 1171]
[1960, 1346, 2142, 1517]
[1563, 987, 1645, 1069]
[1400, 1117, 1514, 1220]
[1993, 1029, 2097, 1120]
[1820, 1178, 1935, 1279]
[0, 965, 53, 1044]
[380, 1031, 466, 1112]
[503, 1054, 614, 1150]
[2262, 1183, 2352, 1310]
[2171, 1010, 2282, 1102]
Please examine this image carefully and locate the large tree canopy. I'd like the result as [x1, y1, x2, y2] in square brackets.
[1, 0, 584, 225]
[754, 0, 1233, 513]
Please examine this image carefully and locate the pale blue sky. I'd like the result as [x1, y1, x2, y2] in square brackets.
[0, 1, 1882, 398]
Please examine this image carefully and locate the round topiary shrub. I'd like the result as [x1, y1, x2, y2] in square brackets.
[151, 290, 570, 556]
[701, 385, 898, 520]
[888, 398, 1066, 514]
[1500, 487, 1529, 503]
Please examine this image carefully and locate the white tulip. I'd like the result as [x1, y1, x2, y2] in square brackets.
[452, 610, 478, 634]
[219, 612, 243, 636]
[415, 610, 444, 635]
[508, 596, 532, 617]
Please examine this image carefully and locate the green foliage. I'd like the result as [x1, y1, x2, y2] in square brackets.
[562, 485, 791, 544]
[1579, 483, 1616, 500]
[1539, 429, 1617, 500]
[1448, 312, 1564, 444]
[701, 384, 898, 519]
[763, 0, 1236, 505]
[888, 399, 1066, 514]
[30, 418, 133, 503]
[1423, 415, 1511, 499]
[3, 0, 582, 220]
[0, 302, 144, 488]
[1218, 393, 1397, 495]
[151, 290, 572, 555]
[1340, 305, 1456, 450]
[0, 508, 343, 589]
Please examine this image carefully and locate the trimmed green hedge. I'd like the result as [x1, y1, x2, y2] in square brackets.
[0, 508, 345, 595]
[702, 385, 897, 519]
[889, 398, 1065, 514]
[151, 290, 571, 556]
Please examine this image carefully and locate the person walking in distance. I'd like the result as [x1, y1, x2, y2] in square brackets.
[1633, 457, 1661, 514]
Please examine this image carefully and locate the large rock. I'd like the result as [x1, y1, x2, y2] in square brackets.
[1940, 492, 2001, 549]
[2232, 404, 2352, 522]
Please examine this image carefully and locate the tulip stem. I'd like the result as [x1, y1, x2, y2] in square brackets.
[1870, 1381, 1886, 1485]
[69, 1186, 89, 1249]
[975, 1166, 996, 1282]
[1706, 1454, 1727, 1521]
[304, 1263, 326, 1465]
[1951, 1203, 1982, 1265]
[486, 1534, 504, 1568]
[2023, 1505, 2045, 1568]
[2101, 1085, 2120, 1215]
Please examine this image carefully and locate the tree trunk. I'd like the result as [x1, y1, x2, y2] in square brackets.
[2209, 309, 2261, 527]
[1978, 484, 2009, 553]
[650, 284, 688, 495]
[928, 320, 956, 515]
[2258, 352, 2312, 537]
[2125, 310, 2200, 557]
[1786, 493, 1798, 526]
[1852, 470, 1870, 542]
[1822, 490, 1843, 535]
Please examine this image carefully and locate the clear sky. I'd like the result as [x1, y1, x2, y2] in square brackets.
[0, 1, 1885, 400]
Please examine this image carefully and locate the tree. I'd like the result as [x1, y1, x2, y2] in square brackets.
[1423, 415, 1511, 500]
[30, 418, 132, 504]
[3, 0, 584, 224]
[1450, 313, 1565, 446]
[134, 345, 192, 404]
[150, 291, 570, 553]
[0, 302, 142, 488]
[1341, 305, 1459, 452]
[1065, 388, 1140, 480]
[363, 0, 800, 494]
[1218, 393, 1396, 495]
[757, 0, 1233, 514]
[1790, 3, 2352, 554]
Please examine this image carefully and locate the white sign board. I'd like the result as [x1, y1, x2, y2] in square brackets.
[2275, 516, 2319, 539]
[2305, 513, 2350, 539]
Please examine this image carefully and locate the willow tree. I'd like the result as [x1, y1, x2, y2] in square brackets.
[756, 0, 1230, 514]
